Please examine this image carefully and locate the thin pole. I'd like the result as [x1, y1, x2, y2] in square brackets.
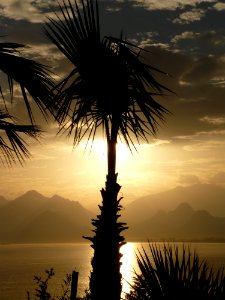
[70, 271, 78, 300]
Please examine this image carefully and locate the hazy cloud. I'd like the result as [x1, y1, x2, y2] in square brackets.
[0, 0, 62, 23]
[183, 140, 225, 152]
[173, 8, 206, 24]
[213, 2, 225, 11]
[171, 128, 225, 154]
[171, 31, 199, 43]
[130, 31, 159, 48]
[105, 6, 122, 12]
[175, 129, 225, 140]
[178, 174, 201, 185]
[149, 139, 171, 147]
[199, 31, 225, 47]
[199, 116, 225, 125]
[170, 30, 225, 56]
[180, 55, 225, 85]
[0, 0, 44, 23]
[132, 0, 216, 11]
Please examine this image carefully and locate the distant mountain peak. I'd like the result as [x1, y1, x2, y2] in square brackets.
[192, 209, 213, 219]
[175, 202, 194, 213]
[50, 194, 79, 205]
[14, 190, 48, 203]
[24, 190, 44, 197]
[168, 202, 194, 222]
[0, 190, 93, 243]
[50, 194, 66, 201]
[124, 183, 225, 223]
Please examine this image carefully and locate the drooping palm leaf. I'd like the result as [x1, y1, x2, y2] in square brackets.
[45, 0, 172, 149]
[0, 42, 55, 124]
[0, 109, 41, 165]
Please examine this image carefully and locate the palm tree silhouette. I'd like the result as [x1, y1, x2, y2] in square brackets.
[0, 109, 41, 165]
[0, 42, 54, 165]
[45, 1, 172, 299]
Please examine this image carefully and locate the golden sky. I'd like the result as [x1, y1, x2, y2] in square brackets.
[0, 0, 225, 210]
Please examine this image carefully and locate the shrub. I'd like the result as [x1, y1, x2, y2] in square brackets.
[126, 242, 225, 300]
[27, 268, 91, 300]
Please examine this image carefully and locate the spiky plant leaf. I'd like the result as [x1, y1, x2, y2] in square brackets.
[126, 242, 225, 300]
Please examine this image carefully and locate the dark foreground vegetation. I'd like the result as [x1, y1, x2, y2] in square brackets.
[27, 243, 225, 300]
[126, 243, 225, 300]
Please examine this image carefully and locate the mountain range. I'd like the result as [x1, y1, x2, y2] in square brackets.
[0, 184, 225, 243]
[125, 202, 225, 242]
[0, 190, 94, 243]
[123, 183, 225, 222]
[122, 183, 225, 241]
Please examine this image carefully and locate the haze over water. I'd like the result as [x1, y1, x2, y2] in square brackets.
[1, 242, 225, 300]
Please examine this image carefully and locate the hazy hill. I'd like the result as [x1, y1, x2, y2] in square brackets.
[0, 195, 7, 207]
[125, 202, 225, 242]
[13, 211, 88, 243]
[1, 184, 225, 243]
[0, 190, 93, 243]
[123, 184, 225, 223]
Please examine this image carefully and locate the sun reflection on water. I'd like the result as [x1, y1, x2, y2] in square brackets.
[120, 242, 139, 296]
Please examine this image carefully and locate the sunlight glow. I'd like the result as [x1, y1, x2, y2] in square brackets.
[82, 139, 132, 168]
[120, 243, 138, 295]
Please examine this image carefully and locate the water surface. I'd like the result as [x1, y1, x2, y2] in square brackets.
[1, 242, 225, 299]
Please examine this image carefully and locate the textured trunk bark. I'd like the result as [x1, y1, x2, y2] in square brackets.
[88, 174, 125, 300]
[83, 118, 127, 300]
[84, 142, 128, 300]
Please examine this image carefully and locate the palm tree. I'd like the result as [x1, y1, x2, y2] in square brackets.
[45, 1, 172, 299]
[0, 42, 54, 165]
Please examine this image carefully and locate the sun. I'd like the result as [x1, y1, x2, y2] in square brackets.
[90, 139, 131, 167]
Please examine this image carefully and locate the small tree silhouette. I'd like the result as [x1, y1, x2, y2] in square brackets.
[45, 1, 172, 299]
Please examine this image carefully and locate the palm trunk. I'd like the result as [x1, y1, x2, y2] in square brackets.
[84, 127, 128, 300]
[107, 139, 116, 178]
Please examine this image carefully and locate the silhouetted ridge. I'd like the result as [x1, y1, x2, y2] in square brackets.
[125, 201, 225, 242]
[16, 190, 48, 201]
[169, 202, 194, 221]
[123, 183, 225, 222]
[15, 210, 83, 242]
[0, 195, 7, 207]
[0, 190, 94, 243]
[174, 202, 194, 214]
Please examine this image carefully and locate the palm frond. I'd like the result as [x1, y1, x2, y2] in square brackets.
[45, 0, 172, 149]
[0, 42, 55, 124]
[0, 109, 41, 165]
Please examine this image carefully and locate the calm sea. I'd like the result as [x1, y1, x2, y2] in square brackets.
[0, 242, 225, 300]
